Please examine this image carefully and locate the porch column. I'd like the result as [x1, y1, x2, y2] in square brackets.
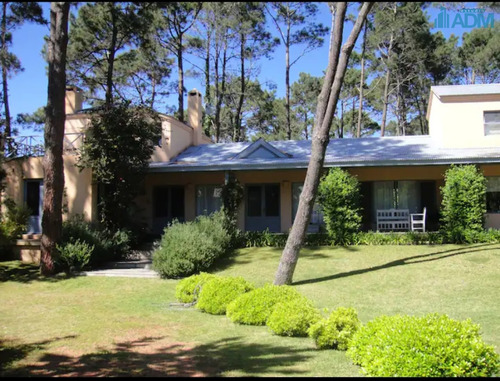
[281, 180, 292, 233]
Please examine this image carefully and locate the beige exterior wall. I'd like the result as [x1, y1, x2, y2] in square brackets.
[428, 92, 500, 148]
[2, 154, 95, 222]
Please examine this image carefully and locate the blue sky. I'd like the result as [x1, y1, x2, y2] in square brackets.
[8, 2, 499, 135]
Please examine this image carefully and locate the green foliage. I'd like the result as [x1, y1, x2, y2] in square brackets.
[308, 307, 361, 350]
[175, 272, 220, 304]
[0, 198, 31, 241]
[240, 231, 331, 248]
[196, 276, 255, 315]
[347, 313, 500, 377]
[267, 298, 322, 337]
[220, 173, 244, 238]
[152, 210, 232, 278]
[77, 102, 161, 231]
[354, 231, 445, 245]
[61, 215, 131, 267]
[317, 168, 362, 245]
[226, 284, 307, 326]
[56, 239, 94, 273]
[440, 165, 487, 243]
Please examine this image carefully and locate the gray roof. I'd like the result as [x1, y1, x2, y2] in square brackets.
[431, 84, 500, 97]
[149, 135, 500, 172]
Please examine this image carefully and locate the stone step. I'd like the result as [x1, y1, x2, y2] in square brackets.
[80, 268, 159, 278]
[102, 260, 153, 269]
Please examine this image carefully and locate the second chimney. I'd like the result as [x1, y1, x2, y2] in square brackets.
[187, 88, 203, 146]
[65, 86, 83, 114]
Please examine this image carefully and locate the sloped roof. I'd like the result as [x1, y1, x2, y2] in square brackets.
[149, 135, 500, 172]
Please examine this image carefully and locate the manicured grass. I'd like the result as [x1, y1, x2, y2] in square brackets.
[1, 243, 499, 376]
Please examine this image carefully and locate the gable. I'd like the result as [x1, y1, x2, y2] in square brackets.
[233, 138, 292, 160]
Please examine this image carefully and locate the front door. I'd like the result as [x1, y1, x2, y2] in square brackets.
[152, 186, 185, 235]
[245, 184, 280, 232]
[24, 180, 43, 234]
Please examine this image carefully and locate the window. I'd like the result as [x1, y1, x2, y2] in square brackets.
[153, 186, 184, 220]
[373, 181, 421, 216]
[246, 184, 280, 217]
[292, 183, 324, 227]
[196, 185, 222, 216]
[486, 177, 500, 213]
[484, 111, 500, 136]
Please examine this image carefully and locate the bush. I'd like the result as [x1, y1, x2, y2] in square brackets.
[347, 313, 500, 377]
[153, 210, 232, 278]
[267, 298, 322, 337]
[56, 239, 94, 273]
[175, 272, 219, 304]
[440, 165, 487, 243]
[317, 168, 362, 245]
[196, 276, 255, 315]
[226, 284, 307, 326]
[61, 214, 131, 267]
[0, 198, 31, 240]
[308, 307, 361, 350]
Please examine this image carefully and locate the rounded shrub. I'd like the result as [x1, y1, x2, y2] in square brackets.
[56, 239, 94, 273]
[346, 313, 500, 377]
[175, 272, 219, 304]
[152, 210, 232, 278]
[317, 168, 362, 245]
[267, 298, 322, 337]
[196, 276, 255, 315]
[440, 165, 487, 243]
[308, 307, 361, 350]
[226, 284, 307, 326]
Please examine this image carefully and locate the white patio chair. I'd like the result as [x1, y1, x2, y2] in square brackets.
[410, 207, 426, 232]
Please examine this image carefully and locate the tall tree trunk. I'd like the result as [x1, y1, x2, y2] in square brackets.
[303, 110, 308, 139]
[177, 37, 184, 122]
[339, 99, 344, 138]
[1, 2, 12, 153]
[105, 3, 117, 108]
[41, 1, 70, 276]
[274, 2, 373, 285]
[380, 5, 396, 137]
[234, 33, 245, 142]
[214, 39, 227, 142]
[285, 22, 291, 140]
[356, 20, 367, 138]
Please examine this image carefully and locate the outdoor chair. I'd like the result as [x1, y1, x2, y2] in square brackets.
[410, 207, 426, 232]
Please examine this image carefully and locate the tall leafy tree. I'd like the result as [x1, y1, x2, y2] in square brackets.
[67, 2, 145, 107]
[0, 2, 46, 153]
[151, 2, 202, 122]
[291, 72, 322, 140]
[77, 103, 161, 230]
[265, 2, 329, 140]
[274, 2, 373, 285]
[41, 1, 70, 276]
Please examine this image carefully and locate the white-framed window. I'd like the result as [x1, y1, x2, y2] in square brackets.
[196, 185, 222, 216]
[486, 177, 500, 213]
[484, 111, 500, 136]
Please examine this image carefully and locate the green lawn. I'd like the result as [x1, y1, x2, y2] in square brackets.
[1, 243, 499, 377]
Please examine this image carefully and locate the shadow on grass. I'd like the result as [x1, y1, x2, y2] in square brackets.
[1, 336, 312, 377]
[0, 261, 70, 284]
[294, 243, 499, 286]
[0, 336, 77, 373]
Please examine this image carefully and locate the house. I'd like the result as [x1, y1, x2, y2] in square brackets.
[2, 84, 500, 248]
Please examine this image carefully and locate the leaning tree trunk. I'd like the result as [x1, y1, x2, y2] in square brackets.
[356, 20, 368, 138]
[274, 2, 373, 285]
[41, 1, 70, 276]
[1, 2, 12, 154]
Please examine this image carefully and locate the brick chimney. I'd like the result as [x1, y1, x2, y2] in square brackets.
[65, 86, 83, 114]
[187, 88, 203, 146]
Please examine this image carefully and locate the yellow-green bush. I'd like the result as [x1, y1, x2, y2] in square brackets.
[196, 276, 255, 315]
[266, 298, 322, 337]
[308, 307, 361, 350]
[226, 284, 307, 326]
[347, 313, 500, 377]
[175, 272, 219, 303]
